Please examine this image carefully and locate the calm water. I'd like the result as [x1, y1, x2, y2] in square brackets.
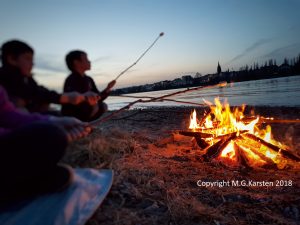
[106, 75, 300, 110]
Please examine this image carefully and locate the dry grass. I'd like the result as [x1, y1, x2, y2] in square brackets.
[62, 106, 300, 225]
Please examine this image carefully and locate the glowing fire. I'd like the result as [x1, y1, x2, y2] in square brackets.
[187, 98, 299, 169]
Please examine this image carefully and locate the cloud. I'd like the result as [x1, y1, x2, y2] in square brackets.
[92, 55, 112, 63]
[34, 54, 67, 74]
[227, 38, 273, 64]
[263, 42, 300, 59]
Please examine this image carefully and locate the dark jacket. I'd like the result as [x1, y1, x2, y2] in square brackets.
[0, 66, 61, 112]
[61, 72, 108, 121]
[63, 72, 100, 94]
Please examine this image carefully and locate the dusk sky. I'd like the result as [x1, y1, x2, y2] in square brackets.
[1, 0, 300, 91]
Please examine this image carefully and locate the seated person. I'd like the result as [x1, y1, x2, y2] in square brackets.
[0, 84, 91, 207]
[62, 50, 115, 122]
[0, 40, 99, 114]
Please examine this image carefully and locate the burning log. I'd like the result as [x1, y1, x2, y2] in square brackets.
[175, 130, 210, 149]
[234, 143, 251, 169]
[235, 138, 278, 168]
[176, 98, 300, 169]
[194, 136, 210, 149]
[215, 130, 248, 140]
[243, 133, 300, 162]
[178, 131, 214, 138]
[199, 109, 211, 126]
[202, 132, 237, 161]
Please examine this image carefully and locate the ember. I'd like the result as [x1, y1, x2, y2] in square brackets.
[181, 98, 300, 169]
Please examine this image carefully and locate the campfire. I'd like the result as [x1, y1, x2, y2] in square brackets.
[178, 98, 300, 169]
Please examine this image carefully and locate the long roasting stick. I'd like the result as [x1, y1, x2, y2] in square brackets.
[114, 95, 205, 106]
[89, 82, 227, 126]
[97, 32, 164, 102]
[115, 32, 164, 81]
[241, 117, 300, 124]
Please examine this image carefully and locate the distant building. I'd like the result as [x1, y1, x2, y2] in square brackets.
[195, 72, 202, 78]
[172, 78, 184, 86]
[181, 75, 193, 85]
[160, 80, 171, 88]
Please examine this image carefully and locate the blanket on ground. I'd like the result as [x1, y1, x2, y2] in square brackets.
[0, 168, 113, 225]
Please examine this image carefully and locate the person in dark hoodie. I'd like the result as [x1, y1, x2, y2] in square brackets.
[62, 50, 116, 121]
[0, 40, 99, 114]
[0, 84, 91, 206]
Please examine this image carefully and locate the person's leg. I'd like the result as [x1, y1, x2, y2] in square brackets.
[62, 102, 107, 122]
[0, 122, 69, 204]
[89, 102, 108, 121]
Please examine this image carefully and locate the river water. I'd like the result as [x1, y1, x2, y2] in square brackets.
[106, 75, 300, 110]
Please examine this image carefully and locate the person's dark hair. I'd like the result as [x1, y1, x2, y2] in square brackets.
[1, 40, 34, 66]
[65, 50, 86, 71]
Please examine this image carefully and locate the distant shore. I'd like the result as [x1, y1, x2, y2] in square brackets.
[106, 75, 300, 110]
[112, 56, 300, 95]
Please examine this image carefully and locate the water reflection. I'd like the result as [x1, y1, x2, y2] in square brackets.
[107, 75, 300, 110]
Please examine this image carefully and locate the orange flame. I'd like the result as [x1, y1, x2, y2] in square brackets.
[189, 109, 200, 130]
[188, 98, 295, 168]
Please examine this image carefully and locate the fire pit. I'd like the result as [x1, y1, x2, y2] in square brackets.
[177, 99, 300, 169]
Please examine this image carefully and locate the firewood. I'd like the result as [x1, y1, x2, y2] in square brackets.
[214, 130, 248, 140]
[195, 136, 210, 149]
[238, 142, 277, 167]
[202, 133, 237, 161]
[199, 109, 211, 126]
[234, 143, 251, 169]
[178, 130, 214, 138]
[243, 133, 300, 162]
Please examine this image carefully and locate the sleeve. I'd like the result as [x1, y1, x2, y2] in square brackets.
[0, 86, 49, 135]
[90, 78, 110, 101]
[99, 89, 110, 101]
[26, 78, 61, 104]
[34, 84, 62, 104]
[89, 78, 101, 94]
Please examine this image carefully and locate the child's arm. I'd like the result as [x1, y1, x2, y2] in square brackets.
[0, 86, 49, 134]
[0, 86, 91, 140]
[59, 92, 85, 105]
[99, 80, 116, 101]
[49, 116, 91, 142]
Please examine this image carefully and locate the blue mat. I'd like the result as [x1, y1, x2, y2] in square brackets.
[0, 168, 113, 225]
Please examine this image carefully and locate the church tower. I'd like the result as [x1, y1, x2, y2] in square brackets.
[217, 62, 222, 75]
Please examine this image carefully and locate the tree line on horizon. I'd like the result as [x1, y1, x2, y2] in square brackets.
[112, 54, 300, 95]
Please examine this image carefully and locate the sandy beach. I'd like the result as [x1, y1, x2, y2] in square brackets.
[63, 106, 300, 225]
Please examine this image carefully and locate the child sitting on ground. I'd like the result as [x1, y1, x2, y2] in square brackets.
[0, 40, 99, 115]
[61, 50, 116, 122]
[0, 84, 91, 207]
